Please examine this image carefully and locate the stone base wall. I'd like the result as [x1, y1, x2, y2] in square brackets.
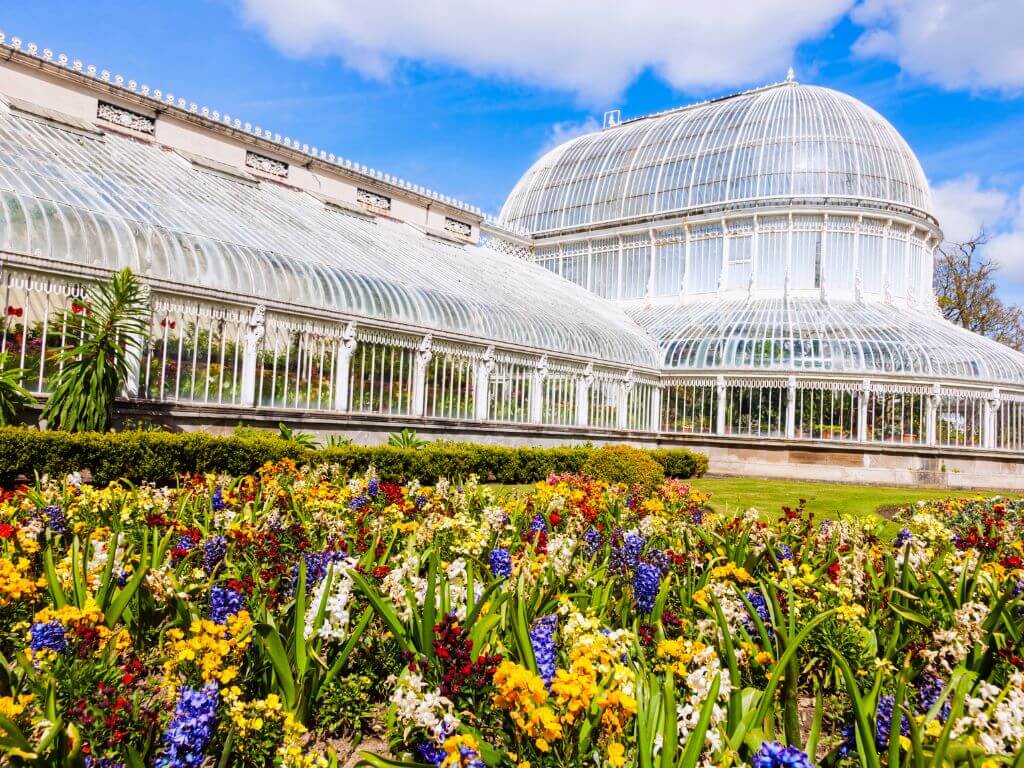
[115, 401, 1024, 490]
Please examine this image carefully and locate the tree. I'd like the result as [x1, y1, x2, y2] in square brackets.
[934, 231, 1024, 350]
[42, 268, 150, 432]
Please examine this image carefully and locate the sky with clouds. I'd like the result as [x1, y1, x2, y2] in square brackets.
[4, 1, 1024, 296]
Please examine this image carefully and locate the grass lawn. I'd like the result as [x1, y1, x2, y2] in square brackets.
[690, 475, 1018, 522]
[489, 476, 1021, 527]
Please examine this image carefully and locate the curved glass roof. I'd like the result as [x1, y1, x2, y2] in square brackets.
[500, 82, 933, 235]
[629, 299, 1024, 384]
[0, 107, 658, 367]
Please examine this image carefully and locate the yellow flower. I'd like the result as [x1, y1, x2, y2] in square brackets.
[0, 694, 33, 720]
[607, 742, 626, 767]
[0, 557, 39, 606]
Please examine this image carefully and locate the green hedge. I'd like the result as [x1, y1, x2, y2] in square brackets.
[0, 427, 707, 486]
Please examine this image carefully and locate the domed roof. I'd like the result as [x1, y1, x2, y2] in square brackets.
[629, 299, 1024, 384]
[499, 82, 933, 235]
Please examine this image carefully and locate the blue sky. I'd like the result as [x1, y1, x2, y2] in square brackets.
[4, 0, 1024, 292]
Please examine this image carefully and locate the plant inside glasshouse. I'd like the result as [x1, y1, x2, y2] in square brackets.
[1, 464, 1023, 767]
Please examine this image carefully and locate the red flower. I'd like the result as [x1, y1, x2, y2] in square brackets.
[6, 305, 22, 317]
[0, 522, 16, 539]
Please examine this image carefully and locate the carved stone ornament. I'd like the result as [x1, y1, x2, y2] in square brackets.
[96, 101, 155, 134]
[444, 217, 472, 237]
[246, 304, 266, 344]
[356, 188, 391, 212]
[245, 150, 288, 178]
[341, 321, 357, 351]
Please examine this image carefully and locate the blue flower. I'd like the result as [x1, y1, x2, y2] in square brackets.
[916, 674, 951, 722]
[211, 487, 225, 512]
[775, 544, 793, 561]
[415, 742, 446, 766]
[530, 513, 548, 533]
[368, 479, 379, 497]
[633, 562, 661, 615]
[875, 694, 910, 750]
[292, 549, 345, 593]
[349, 495, 369, 511]
[530, 615, 558, 688]
[202, 536, 227, 576]
[155, 683, 219, 768]
[209, 585, 244, 625]
[414, 494, 428, 509]
[29, 620, 66, 655]
[488, 548, 512, 579]
[743, 589, 774, 638]
[610, 529, 646, 574]
[43, 505, 67, 533]
[86, 759, 126, 768]
[894, 528, 912, 548]
[752, 741, 815, 768]
[582, 527, 602, 557]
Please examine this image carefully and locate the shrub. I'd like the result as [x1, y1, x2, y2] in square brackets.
[581, 444, 665, 493]
[0, 426, 707, 486]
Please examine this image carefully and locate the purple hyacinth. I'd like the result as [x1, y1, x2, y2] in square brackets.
[609, 529, 646, 574]
[775, 544, 793, 561]
[530, 615, 558, 688]
[894, 528, 912, 548]
[85, 759, 126, 768]
[349, 495, 369, 511]
[202, 536, 227, 576]
[211, 487, 225, 512]
[743, 589, 774, 638]
[43, 505, 67, 533]
[916, 674, 951, 722]
[633, 562, 661, 615]
[875, 694, 910, 749]
[209, 585, 244, 625]
[155, 682, 219, 768]
[293, 549, 345, 593]
[530, 513, 548, 533]
[368, 479, 379, 497]
[29, 621, 66, 655]
[752, 741, 815, 768]
[414, 494, 428, 509]
[648, 547, 671, 576]
[415, 742, 446, 766]
[582, 527, 602, 557]
[489, 548, 512, 579]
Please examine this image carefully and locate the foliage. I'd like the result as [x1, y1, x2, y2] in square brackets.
[41, 268, 151, 432]
[317, 674, 375, 738]
[935, 231, 1024, 350]
[0, 353, 32, 425]
[278, 422, 320, 448]
[388, 428, 428, 449]
[3, 466, 1024, 766]
[581, 443, 665, 493]
[0, 426, 708, 486]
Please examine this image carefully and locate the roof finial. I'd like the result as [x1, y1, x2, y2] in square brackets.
[785, 66, 796, 84]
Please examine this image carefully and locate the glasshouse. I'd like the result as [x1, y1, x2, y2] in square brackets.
[0, 37, 1023, 483]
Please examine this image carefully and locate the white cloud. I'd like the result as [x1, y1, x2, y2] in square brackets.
[238, 0, 853, 103]
[988, 190, 1024, 281]
[932, 174, 1011, 243]
[852, 0, 1024, 93]
[539, 117, 601, 156]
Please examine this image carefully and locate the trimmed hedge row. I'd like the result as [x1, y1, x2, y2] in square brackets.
[0, 427, 708, 486]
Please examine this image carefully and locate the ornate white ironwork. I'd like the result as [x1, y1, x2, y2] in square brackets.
[96, 101, 155, 134]
[245, 151, 288, 178]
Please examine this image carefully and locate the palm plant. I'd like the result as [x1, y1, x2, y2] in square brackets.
[42, 268, 150, 433]
[388, 428, 427, 449]
[0, 353, 33, 424]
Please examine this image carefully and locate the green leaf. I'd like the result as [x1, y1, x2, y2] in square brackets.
[105, 539, 149, 628]
[256, 623, 298, 710]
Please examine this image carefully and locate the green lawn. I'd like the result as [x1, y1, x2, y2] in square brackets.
[690, 475, 1017, 522]
[489, 476, 1020, 526]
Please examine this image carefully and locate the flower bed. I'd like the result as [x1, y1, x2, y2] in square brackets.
[1, 464, 1023, 766]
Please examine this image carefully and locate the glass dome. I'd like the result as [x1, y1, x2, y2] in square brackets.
[499, 81, 934, 235]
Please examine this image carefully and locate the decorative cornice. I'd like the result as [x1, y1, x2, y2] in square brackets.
[0, 30, 483, 218]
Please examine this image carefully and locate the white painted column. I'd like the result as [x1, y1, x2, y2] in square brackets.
[925, 383, 940, 446]
[985, 388, 1001, 449]
[529, 355, 549, 424]
[649, 383, 663, 432]
[715, 374, 727, 435]
[575, 363, 594, 427]
[332, 321, 357, 412]
[785, 376, 797, 439]
[240, 305, 266, 408]
[616, 370, 635, 430]
[410, 334, 433, 418]
[473, 345, 495, 421]
[857, 379, 871, 443]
